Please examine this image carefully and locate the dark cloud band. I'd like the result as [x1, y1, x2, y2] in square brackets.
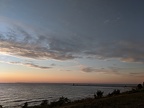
[0, 17, 144, 63]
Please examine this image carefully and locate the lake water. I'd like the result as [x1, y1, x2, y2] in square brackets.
[0, 83, 134, 108]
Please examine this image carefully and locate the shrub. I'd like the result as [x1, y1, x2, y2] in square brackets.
[107, 93, 113, 97]
[58, 96, 71, 105]
[22, 102, 28, 108]
[40, 100, 48, 106]
[112, 89, 120, 95]
[94, 90, 104, 98]
[137, 84, 143, 89]
[107, 89, 120, 96]
[127, 88, 137, 93]
[50, 96, 70, 107]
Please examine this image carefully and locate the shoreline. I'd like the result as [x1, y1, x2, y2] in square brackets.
[23, 87, 144, 108]
[0, 84, 141, 108]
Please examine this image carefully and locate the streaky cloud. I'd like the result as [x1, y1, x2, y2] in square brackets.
[81, 66, 120, 74]
[0, 60, 51, 70]
[23, 63, 51, 69]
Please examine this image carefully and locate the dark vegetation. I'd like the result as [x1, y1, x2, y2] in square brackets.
[23, 96, 71, 108]
[94, 90, 104, 98]
[137, 84, 143, 89]
[107, 89, 120, 96]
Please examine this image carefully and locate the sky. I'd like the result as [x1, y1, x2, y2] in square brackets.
[0, 0, 144, 84]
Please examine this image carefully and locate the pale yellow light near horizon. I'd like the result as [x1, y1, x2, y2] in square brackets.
[0, 68, 143, 84]
[0, 60, 143, 84]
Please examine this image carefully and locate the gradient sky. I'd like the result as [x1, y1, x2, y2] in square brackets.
[0, 0, 144, 84]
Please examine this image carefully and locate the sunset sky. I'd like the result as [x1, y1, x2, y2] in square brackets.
[0, 0, 144, 84]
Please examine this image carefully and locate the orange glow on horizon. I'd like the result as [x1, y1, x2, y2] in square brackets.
[0, 70, 143, 84]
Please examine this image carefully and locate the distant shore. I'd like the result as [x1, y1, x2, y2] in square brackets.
[0, 82, 137, 87]
[71, 83, 137, 87]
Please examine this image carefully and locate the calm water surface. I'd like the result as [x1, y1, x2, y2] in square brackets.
[0, 83, 133, 108]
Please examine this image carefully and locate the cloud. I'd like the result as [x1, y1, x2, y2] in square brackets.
[0, 40, 75, 60]
[104, 19, 110, 24]
[104, 17, 121, 24]
[81, 66, 119, 74]
[129, 72, 144, 75]
[0, 60, 51, 69]
[129, 72, 144, 77]
[0, 16, 144, 63]
[51, 63, 56, 66]
[23, 63, 51, 69]
[82, 67, 98, 73]
[0, 17, 76, 60]
[85, 40, 144, 63]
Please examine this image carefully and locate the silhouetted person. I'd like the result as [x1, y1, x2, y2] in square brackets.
[0, 105, 3, 108]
